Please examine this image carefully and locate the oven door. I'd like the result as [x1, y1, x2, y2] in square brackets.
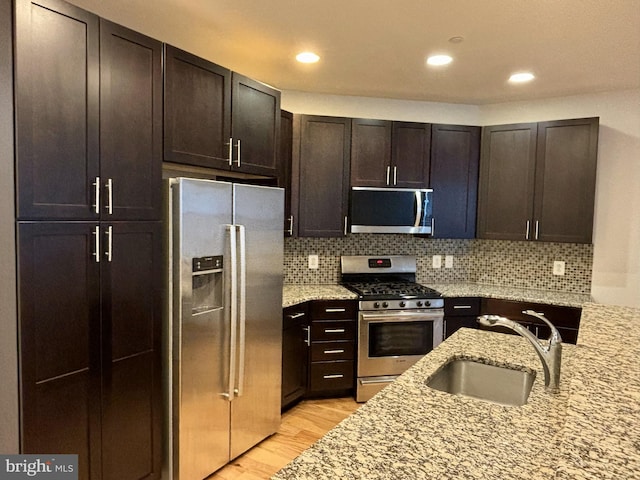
[357, 309, 444, 378]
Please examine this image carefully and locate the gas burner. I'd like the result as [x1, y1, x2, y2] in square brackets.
[342, 281, 441, 300]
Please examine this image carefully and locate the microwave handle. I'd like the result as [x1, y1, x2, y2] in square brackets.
[414, 192, 423, 227]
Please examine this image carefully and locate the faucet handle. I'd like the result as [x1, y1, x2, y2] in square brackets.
[522, 310, 562, 344]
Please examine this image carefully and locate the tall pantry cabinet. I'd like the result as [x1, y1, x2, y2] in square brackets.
[14, 0, 163, 479]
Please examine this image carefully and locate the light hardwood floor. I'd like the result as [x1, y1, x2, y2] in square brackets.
[210, 397, 361, 480]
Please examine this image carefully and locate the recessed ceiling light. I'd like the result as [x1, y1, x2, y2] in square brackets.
[296, 52, 320, 64]
[448, 36, 464, 44]
[509, 72, 535, 83]
[427, 55, 453, 66]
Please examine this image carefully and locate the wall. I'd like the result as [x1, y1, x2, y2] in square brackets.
[0, 0, 19, 453]
[481, 89, 640, 307]
[282, 88, 640, 307]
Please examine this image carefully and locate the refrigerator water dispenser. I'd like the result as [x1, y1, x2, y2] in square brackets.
[191, 255, 223, 315]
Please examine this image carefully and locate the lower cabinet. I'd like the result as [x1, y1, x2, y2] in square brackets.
[18, 221, 162, 480]
[444, 297, 481, 339]
[481, 298, 581, 344]
[307, 300, 357, 396]
[281, 303, 309, 410]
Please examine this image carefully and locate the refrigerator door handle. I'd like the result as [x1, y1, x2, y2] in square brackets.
[235, 224, 247, 397]
[223, 224, 238, 401]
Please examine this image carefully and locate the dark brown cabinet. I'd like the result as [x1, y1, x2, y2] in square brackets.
[350, 119, 430, 188]
[306, 300, 357, 396]
[481, 298, 581, 344]
[293, 115, 351, 237]
[14, 1, 162, 478]
[444, 297, 481, 339]
[15, 5, 162, 221]
[477, 118, 598, 244]
[279, 110, 295, 235]
[281, 304, 309, 410]
[18, 221, 162, 480]
[430, 124, 480, 238]
[164, 46, 281, 178]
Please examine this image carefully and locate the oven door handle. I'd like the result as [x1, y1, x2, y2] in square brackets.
[360, 311, 443, 322]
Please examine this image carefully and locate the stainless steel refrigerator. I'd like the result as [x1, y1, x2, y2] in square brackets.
[164, 178, 283, 479]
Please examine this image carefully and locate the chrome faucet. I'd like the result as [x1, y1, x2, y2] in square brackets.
[477, 310, 562, 393]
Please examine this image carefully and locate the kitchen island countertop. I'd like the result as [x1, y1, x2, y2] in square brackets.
[273, 302, 640, 479]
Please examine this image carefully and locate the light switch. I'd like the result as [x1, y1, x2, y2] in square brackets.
[553, 261, 565, 276]
[432, 255, 442, 269]
[308, 255, 319, 269]
[445, 255, 453, 268]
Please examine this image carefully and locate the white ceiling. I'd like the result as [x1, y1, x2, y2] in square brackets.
[70, 0, 640, 105]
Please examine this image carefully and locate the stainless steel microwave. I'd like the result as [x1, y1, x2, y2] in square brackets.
[349, 187, 433, 234]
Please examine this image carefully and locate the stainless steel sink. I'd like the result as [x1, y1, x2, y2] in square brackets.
[426, 357, 537, 407]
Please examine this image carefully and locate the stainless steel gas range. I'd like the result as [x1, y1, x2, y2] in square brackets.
[341, 255, 444, 402]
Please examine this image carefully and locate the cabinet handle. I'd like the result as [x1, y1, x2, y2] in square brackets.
[535, 220, 540, 240]
[386, 166, 391, 185]
[92, 177, 100, 214]
[92, 225, 100, 263]
[325, 308, 346, 313]
[105, 225, 113, 262]
[286, 215, 294, 236]
[226, 138, 233, 166]
[453, 305, 472, 309]
[303, 326, 311, 346]
[105, 178, 113, 215]
[287, 312, 305, 319]
[393, 166, 397, 185]
[324, 328, 345, 333]
[323, 374, 344, 379]
[235, 139, 241, 167]
[344, 216, 348, 235]
[431, 217, 435, 236]
[324, 349, 345, 354]
[525, 220, 531, 240]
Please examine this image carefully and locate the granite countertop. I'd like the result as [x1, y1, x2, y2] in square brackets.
[273, 303, 640, 479]
[283, 283, 591, 309]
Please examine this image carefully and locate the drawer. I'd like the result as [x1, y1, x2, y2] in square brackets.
[481, 298, 581, 329]
[309, 361, 354, 392]
[309, 300, 357, 320]
[311, 320, 356, 341]
[310, 341, 354, 362]
[444, 297, 481, 316]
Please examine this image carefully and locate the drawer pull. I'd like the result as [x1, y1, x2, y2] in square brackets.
[286, 312, 306, 319]
[325, 308, 346, 313]
[324, 328, 345, 333]
[323, 374, 344, 379]
[453, 305, 472, 309]
[324, 349, 345, 354]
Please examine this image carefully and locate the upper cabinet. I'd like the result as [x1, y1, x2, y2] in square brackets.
[293, 115, 351, 237]
[164, 45, 280, 178]
[429, 124, 480, 239]
[350, 119, 430, 188]
[477, 118, 598, 243]
[15, 3, 162, 221]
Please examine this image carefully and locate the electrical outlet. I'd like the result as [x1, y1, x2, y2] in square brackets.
[444, 255, 454, 268]
[432, 255, 442, 269]
[553, 260, 565, 276]
[308, 254, 319, 269]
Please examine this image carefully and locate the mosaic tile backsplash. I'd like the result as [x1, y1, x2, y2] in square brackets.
[284, 235, 593, 294]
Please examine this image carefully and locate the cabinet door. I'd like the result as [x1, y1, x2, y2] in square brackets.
[280, 110, 295, 235]
[15, 0, 100, 220]
[282, 305, 309, 409]
[18, 222, 101, 480]
[430, 124, 480, 238]
[101, 222, 162, 480]
[231, 73, 281, 177]
[477, 123, 537, 240]
[534, 118, 599, 243]
[100, 21, 162, 221]
[163, 45, 232, 169]
[392, 122, 431, 188]
[295, 115, 351, 237]
[350, 118, 392, 187]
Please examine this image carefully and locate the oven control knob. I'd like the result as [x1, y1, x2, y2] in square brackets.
[399, 301, 406, 308]
[374, 302, 380, 309]
[382, 302, 389, 308]
[425, 301, 431, 307]
[416, 301, 423, 307]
